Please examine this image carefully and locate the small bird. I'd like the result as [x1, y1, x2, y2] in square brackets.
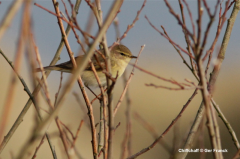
[36, 44, 137, 87]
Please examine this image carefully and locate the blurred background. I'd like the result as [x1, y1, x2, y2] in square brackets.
[0, 0, 240, 158]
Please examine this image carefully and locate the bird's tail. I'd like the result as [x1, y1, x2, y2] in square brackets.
[35, 66, 63, 72]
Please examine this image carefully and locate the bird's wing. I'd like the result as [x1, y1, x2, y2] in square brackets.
[52, 48, 115, 72]
[53, 59, 75, 72]
[84, 52, 108, 71]
[54, 54, 106, 72]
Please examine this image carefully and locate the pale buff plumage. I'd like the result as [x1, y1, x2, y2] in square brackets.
[36, 44, 136, 87]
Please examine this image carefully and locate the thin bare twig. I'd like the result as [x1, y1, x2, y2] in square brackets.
[15, 1, 124, 159]
[145, 83, 200, 90]
[181, 102, 205, 159]
[179, 1, 239, 157]
[182, 0, 196, 39]
[33, 32, 72, 158]
[204, 1, 230, 77]
[31, 135, 46, 159]
[51, 0, 98, 158]
[163, 0, 195, 42]
[133, 112, 171, 153]
[116, 0, 147, 44]
[128, 88, 198, 159]
[203, 0, 229, 66]
[208, 0, 238, 92]
[228, 0, 237, 10]
[132, 64, 196, 90]
[178, 0, 199, 80]
[35, 3, 95, 41]
[55, 117, 72, 159]
[72, 120, 84, 147]
[211, 99, 240, 149]
[33, 36, 54, 110]
[54, 72, 63, 107]
[0, 0, 81, 155]
[195, 0, 203, 57]
[145, 15, 195, 59]
[113, 45, 145, 116]
[0, 48, 57, 158]
[0, 1, 29, 144]
[59, 120, 75, 141]
[161, 25, 192, 72]
[196, 54, 222, 159]
[86, 2, 124, 158]
[202, 0, 212, 17]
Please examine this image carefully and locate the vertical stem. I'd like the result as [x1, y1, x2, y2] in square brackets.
[0, 0, 28, 144]
[209, 0, 240, 93]
[51, 0, 99, 158]
[197, 57, 222, 159]
[98, 100, 104, 153]
[0, 0, 82, 155]
[182, 1, 240, 158]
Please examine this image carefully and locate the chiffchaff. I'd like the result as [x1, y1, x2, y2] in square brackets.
[36, 44, 137, 87]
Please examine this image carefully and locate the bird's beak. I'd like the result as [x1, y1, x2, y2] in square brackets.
[130, 55, 137, 59]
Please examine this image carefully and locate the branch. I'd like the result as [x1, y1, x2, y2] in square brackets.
[163, 0, 195, 42]
[116, 0, 146, 43]
[0, 0, 81, 155]
[0, 1, 28, 147]
[15, 1, 124, 158]
[145, 15, 195, 59]
[133, 112, 171, 153]
[132, 64, 199, 90]
[128, 88, 198, 159]
[51, 0, 98, 158]
[113, 45, 145, 116]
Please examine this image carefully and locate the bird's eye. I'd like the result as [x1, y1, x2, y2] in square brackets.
[120, 53, 125, 56]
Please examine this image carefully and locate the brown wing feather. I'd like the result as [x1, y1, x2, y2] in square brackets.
[37, 49, 112, 73]
[84, 52, 106, 71]
[55, 53, 106, 72]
